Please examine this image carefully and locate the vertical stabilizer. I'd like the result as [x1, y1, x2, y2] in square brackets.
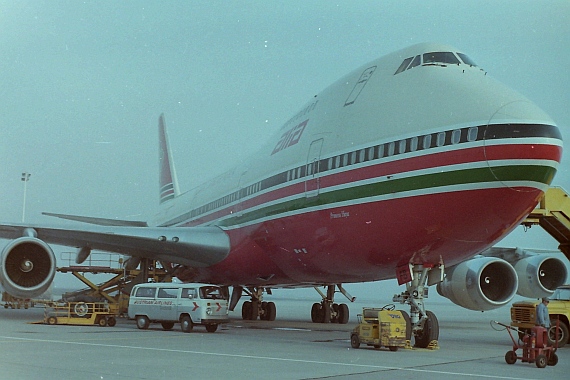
[158, 113, 180, 204]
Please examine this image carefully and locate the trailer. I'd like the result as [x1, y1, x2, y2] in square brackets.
[44, 301, 118, 327]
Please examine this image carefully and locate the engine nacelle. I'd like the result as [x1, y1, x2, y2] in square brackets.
[0, 237, 56, 299]
[514, 255, 568, 298]
[436, 256, 518, 311]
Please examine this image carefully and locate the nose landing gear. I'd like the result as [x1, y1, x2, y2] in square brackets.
[393, 263, 442, 348]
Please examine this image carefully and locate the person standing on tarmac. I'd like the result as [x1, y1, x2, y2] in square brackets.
[536, 297, 550, 328]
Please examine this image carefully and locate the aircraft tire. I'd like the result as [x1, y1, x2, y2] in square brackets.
[311, 303, 320, 322]
[242, 301, 252, 320]
[338, 304, 349, 324]
[266, 302, 276, 321]
[414, 310, 439, 348]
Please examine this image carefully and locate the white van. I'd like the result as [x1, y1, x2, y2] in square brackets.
[128, 283, 229, 333]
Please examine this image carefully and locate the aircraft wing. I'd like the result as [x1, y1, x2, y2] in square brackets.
[0, 223, 230, 268]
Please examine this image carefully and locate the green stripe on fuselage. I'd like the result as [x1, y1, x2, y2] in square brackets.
[216, 164, 556, 228]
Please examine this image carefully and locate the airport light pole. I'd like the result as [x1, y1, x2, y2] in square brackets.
[21, 172, 31, 223]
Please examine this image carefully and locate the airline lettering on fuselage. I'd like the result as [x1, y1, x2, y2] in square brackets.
[271, 119, 309, 155]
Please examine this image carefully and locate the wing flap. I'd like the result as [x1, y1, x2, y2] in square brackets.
[42, 212, 148, 227]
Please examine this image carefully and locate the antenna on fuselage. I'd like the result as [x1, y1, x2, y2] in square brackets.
[158, 113, 180, 204]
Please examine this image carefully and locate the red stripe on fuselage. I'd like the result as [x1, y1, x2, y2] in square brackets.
[181, 143, 560, 227]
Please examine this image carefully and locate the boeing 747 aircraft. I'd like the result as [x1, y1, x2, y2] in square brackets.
[0, 43, 566, 347]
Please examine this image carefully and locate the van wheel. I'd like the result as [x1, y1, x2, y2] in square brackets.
[181, 315, 193, 333]
[161, 322, 175, 331]
[205, 324, 218, 333]
[136, 315, 150, 330]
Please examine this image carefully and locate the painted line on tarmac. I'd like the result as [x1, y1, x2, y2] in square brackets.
[0, 335, 534, 380]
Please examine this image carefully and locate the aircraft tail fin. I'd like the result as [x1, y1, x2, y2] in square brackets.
[158, 113, 180, 204]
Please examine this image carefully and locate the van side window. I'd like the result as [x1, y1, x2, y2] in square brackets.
[157, 288, 178, 298]
[135, 287, 155, 298]
[181, 288, 197, 299]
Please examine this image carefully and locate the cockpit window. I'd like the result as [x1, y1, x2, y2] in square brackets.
[423, 52, 460, 65]
[408, 55, 421, 69]
[395, 51, 479, 75]
[457, 53, 477, 67]
[394, 57, 414, 75]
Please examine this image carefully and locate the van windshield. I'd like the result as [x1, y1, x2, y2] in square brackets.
[200, 286, 228, 300]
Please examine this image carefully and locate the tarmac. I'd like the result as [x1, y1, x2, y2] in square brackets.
[0, 297, 568, 380]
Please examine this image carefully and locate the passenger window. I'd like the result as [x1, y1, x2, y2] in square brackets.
[181, 288, 197, 299]
[423, 52, 460, 65]
[378, 144, 385, 158]
[157, 288, 178, 299]
[398, 140, 407, 154]
[387, 142, 395, 156]
[422, 135, 432, 150]
[368, 146, 375, 160]
[436, 132, 446, 147]
[410, 136, 418, 151]
[359, 149, 365, 163]
[135, 287, 155, 298]
[467, 127, 478, 142]
[394, 57, 413, 75]
[451, 130, 461, 144]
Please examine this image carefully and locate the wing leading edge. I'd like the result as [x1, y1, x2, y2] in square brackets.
[0, 223, 230, 268]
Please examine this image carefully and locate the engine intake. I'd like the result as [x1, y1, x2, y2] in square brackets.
[436, 256, 518, 311]
[514, 255, 568, 298]
[0, 237, 56, 299]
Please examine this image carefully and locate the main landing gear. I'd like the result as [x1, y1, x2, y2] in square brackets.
[311, 284, 355, 324]
[393, 263, 443, 348]
[236, 287, 277, 321]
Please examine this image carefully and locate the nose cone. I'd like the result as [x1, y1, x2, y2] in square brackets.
[483, 100, 562, 191]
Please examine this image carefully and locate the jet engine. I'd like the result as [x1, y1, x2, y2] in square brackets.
[436, 256, 518, 311]
[0, 237, 56, 299]
[514, 255, 568, 298]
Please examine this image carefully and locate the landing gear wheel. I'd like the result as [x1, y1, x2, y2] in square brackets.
[136, 315, 150, 330]
[505, 350, 517, 364]
[265, 302, 276, 321]
[331, 304, 339, 323]
[535, 354, 547, 369]
[350, 334, 360, 349]
[311, 303, 320, 322]
[242, 301, 252, 320]
[414, 310, 439, 348]
[338, 303, 349, 324]
[180, 315, 193, 333]
[98, 317, 107, 327]
[547, 320, 568, 348]
[107, 317, 116, 327]
[161, 322, 174, 330]
[205, 324, 218, 333]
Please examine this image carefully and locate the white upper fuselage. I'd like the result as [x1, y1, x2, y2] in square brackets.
[151, 43, 562, 286]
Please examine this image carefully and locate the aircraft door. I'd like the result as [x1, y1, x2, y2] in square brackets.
[305, 139, 323, 198]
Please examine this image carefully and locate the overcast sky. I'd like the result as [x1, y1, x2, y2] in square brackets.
[0, 1, 569, 288]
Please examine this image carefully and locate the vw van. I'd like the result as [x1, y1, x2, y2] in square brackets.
[128, 283, 229, 333]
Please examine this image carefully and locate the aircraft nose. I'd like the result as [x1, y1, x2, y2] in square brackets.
[482, 100, 562, 191]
